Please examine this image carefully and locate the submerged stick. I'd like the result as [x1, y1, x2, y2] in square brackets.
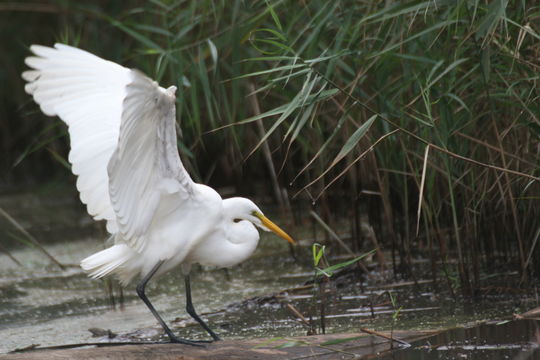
[286, 303, 312, 329]
[309, 210, 354, 256]
[360, 327, 411, 347]
[0, 241, 22, 266]
[0, 207, 65, 270]
[9, 341, 169, 353]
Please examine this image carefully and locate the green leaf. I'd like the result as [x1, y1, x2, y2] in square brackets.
[329, 114, 377, 168]
[133, 24, 173, 37]
[370, 20, 458, 58]
[232, 63, 306, 80]
[12, 123, 67, 168]
[252, 27, 287, 42]
[285, 102, 314, 142]
[443, 93, 470, 113]
[247, 77, 337, 157]
[392, 53, 438, 65]
[389, 292, 397, 307]
[481, 47, 490, 82]
[475, 0, 509, 40]
[269, 68, 311, 84]
[312, 243, 325, 266]
[247, 82, 308, 156]
[304, 51, 354, 65]
[252, 38, 293, 55]
[292, 107, 350, 182]
[425, 58, 469, 90]
[108, 18, 163, 52]
[316, 250, 375, 277]
[392, 306, 403, 320]
[265, 0, 283, 31]
[242, 55, 298, 63]
[233, 88, 338, 127]
[46, 147, 71, 170]
[253, 337, 284, 348]
[321, 336, 364, 346]
[275, 340, 306, 349]
[248, 28, 291, 55]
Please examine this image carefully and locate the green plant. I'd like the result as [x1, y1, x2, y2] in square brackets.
[239, 0, 540, 291]
[387, 291, 403, 348]
[310, 243, 374, 333]
[3, 0, 539, 292]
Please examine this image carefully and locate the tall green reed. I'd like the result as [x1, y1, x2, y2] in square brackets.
[4, 0, 539, 290]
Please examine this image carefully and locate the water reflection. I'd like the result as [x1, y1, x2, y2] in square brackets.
[0, 236, 304, 352]
[376, 320, 540, 360]
[1, 192, 538, 357]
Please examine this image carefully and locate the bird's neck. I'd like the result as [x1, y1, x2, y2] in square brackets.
[189, 223, 259, 269]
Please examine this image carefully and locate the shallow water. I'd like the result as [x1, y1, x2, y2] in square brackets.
[0, 234, 305, 352]
[376, 319, 540, 360]
[0, 191, 538, 356]
[2, 235, 535, 354]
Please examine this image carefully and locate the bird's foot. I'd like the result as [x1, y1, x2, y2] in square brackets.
[192, 336, 221, 344]
[168, 335, 207, 347]
[183, 334, 221, 344]
[207, 332, 221, 342]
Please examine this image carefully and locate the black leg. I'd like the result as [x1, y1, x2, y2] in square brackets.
[185, 274, 221, 341]
[136, 261, 202, 346]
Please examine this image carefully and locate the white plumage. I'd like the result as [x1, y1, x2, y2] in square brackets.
[23, 43, 294, 343]
[23, 44, 128, 233]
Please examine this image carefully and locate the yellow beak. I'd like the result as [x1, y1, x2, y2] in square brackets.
[254, 212, 296, 245]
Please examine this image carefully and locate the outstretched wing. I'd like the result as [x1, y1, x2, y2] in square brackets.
[107, 70, 195, 252]
[23, 44, 130, 233]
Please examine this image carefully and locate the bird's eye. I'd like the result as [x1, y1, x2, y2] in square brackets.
[233, 218, 242, 223]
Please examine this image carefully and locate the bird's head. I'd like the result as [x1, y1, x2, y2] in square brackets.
[224, 197, 295, 245]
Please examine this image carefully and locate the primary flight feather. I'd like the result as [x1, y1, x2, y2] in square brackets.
[22, 43, 295, 345]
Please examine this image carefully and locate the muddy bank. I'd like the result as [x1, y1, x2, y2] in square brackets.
[2, 330, 434, 360]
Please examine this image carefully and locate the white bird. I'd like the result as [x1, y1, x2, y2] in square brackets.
[22, 43, 295, 345]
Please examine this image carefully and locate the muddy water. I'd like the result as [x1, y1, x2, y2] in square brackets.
[376, 320, 540, 359]
[0, 191, 538, 356]
[2, 233, 536, 355]
[0, 234, 305, 352]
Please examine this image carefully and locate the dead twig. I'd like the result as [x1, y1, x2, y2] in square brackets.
[360, 327, 411, 347]
[286, 303, 314, 333]
[309, 210, 354, 256]
[0, 241, 22, 266]
[246, 82, 288, 213]
[0, 207, 65, 270]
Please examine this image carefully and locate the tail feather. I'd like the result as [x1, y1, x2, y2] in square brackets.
[81, 244, 132, 282]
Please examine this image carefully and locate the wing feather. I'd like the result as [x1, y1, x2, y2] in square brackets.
[107, 70, 194, 252]
[23, 43, 131, 233]
[24, 44, 194, 248]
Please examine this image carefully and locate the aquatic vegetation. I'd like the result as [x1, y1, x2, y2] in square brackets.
[1, 0, 538, 293]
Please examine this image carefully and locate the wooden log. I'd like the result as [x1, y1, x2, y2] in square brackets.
[1, 330, 436, 360]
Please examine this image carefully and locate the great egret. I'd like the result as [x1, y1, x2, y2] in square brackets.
[22, 43, 295, 345]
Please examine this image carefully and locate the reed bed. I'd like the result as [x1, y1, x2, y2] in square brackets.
[2, 0, 539, 293]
